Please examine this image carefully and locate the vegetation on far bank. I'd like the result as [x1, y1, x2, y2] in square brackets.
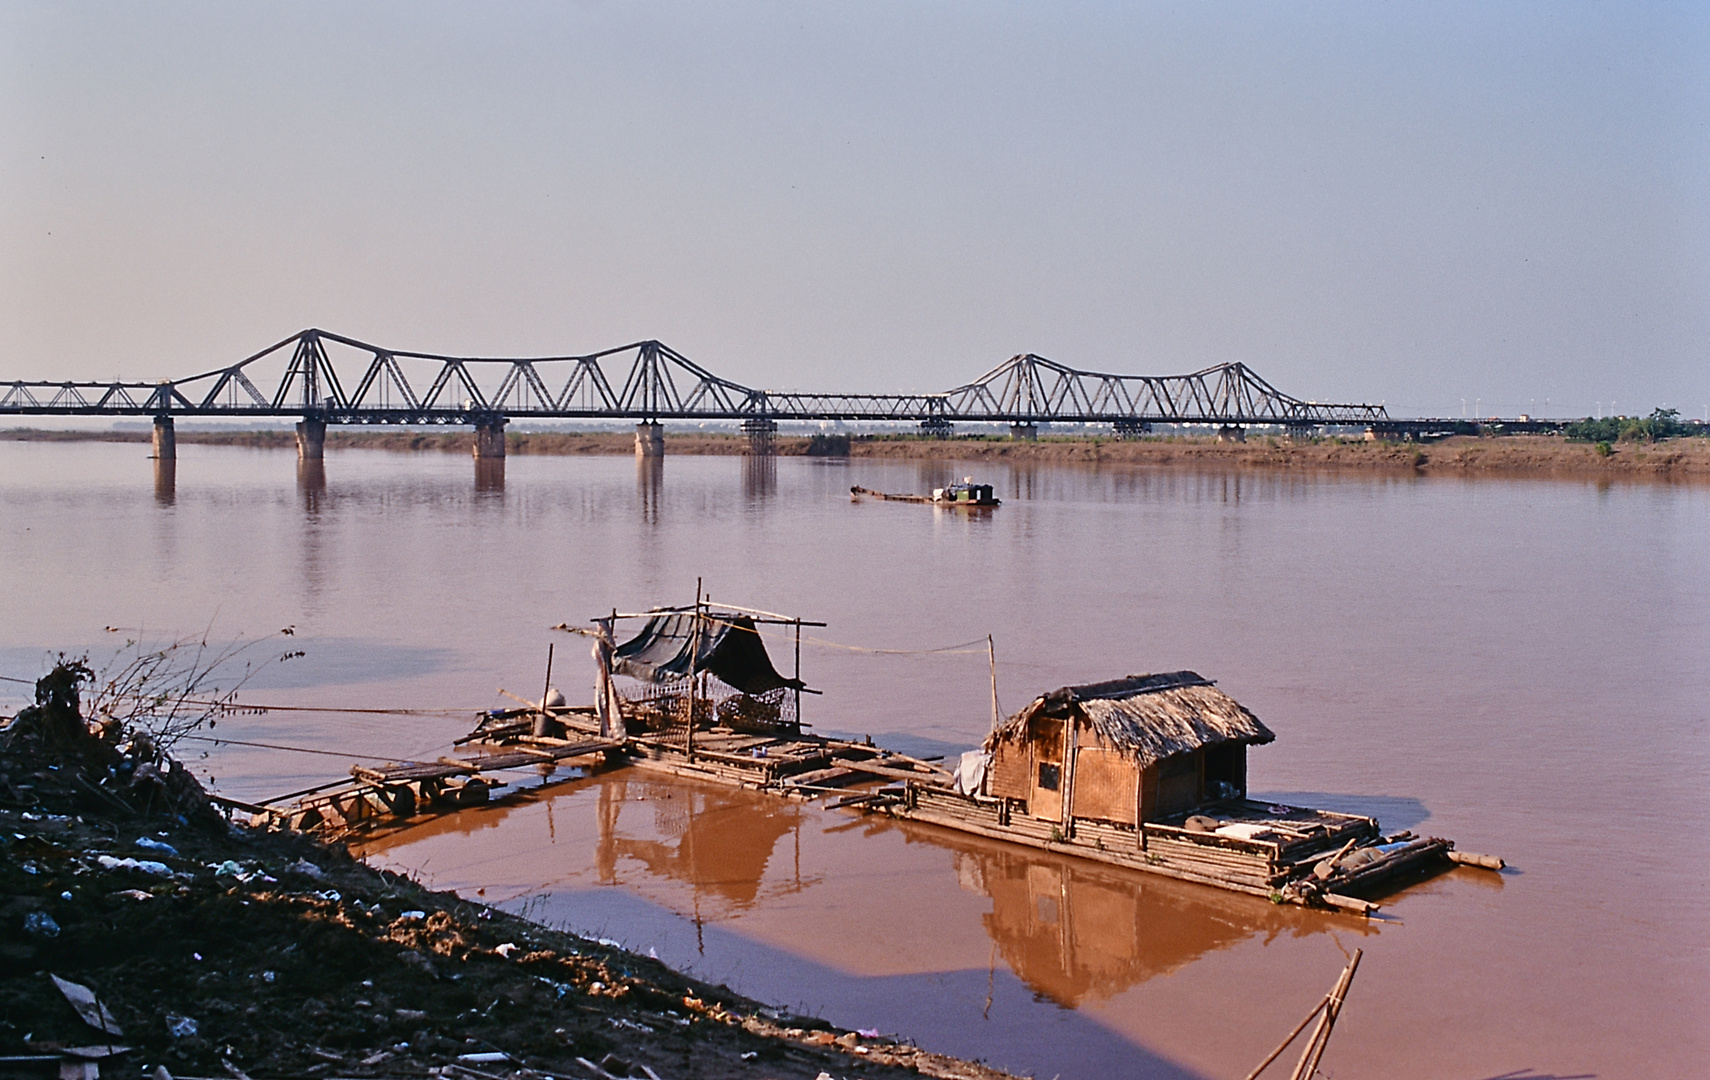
[7, 425, 1710, 479]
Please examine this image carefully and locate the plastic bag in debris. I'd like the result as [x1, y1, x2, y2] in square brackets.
[97, 855, 173, 876]
[51, 974, 125, 1036]
[134, 837, 178, 855]
[165, 1014, 198, 1038]
[212, 860, 243, 877]
[287, 858, 327, 880]
[24, 911, 61, 938]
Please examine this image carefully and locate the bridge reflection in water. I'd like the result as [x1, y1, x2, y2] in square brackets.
[357, 771, 1366, 1009]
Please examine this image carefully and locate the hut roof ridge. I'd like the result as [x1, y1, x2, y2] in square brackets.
[987, 669, 1274, 770]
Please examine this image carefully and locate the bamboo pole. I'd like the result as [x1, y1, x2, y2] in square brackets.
[686, 579, 701, 763]
[987, 635, 1000, 731]
[1288, 949, 1361, 1080]
[1243, 949, 1361, 1080]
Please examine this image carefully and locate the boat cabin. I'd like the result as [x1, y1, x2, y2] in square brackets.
[982, 672, 1274, 827]
[932, 479, 999, 505]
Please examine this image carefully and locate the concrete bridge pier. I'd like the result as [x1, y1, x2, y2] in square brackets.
[1009, 423, 1038, 441]
[1216, 425, 1246, 443]
[635, 421, 665, 458]
[741, 417, 777, 455]
[151, 416, 176, 460]
[473, 419, 508, 458]
[152, 457, 176, 505]
[295, 418, 326, 461]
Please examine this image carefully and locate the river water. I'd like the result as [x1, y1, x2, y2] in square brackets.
[2, 440, 1706, 1078]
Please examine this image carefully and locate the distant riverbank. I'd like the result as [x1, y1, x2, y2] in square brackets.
[9, 427, 1709, 480]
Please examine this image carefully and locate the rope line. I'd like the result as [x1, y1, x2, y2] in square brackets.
[179, 734, 406, 761]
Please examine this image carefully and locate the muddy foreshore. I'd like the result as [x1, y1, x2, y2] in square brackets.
[0, 677, 1016, 1080]
[10, 428, 1709, 480]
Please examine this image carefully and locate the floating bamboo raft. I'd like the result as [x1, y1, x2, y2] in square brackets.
[253, 600, 1498, 915]
[867, 784, 1462, 915]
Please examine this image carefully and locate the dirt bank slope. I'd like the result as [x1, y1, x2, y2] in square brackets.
[1, 676, 1013, 1080]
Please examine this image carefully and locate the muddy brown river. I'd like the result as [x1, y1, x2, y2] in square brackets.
[2, 441, 1705, 1078]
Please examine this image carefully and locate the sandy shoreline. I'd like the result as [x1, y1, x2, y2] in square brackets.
[8, 427, 1709, 480]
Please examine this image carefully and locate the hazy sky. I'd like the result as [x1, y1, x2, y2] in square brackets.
[3, 2, 1705, 417]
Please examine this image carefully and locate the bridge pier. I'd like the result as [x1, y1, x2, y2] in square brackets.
[473, 418, 508, 458]
[741, 417, 778, 455]
[919, 418, 954, 440]
[153, 457, 175, 505]
[1009, 423, 1038, 441]
[1113, 419, 1152, 439]
[1216, 425, 1246, 443]
[151, 416, 175, 460]
[295, 418, 326, 461]
[635, 421, 665, 458]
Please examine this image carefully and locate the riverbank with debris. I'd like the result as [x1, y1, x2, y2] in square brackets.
[9, 428, 1708, 479]
[1, 670, 1016, 1080]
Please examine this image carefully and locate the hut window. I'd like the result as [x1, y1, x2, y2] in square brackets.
[1037, 762, 1061, 791]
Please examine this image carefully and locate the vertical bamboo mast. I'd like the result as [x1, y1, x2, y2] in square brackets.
[534, 642, 556, 738]
[794, 617, 803, 730]
[987, 635, 1000, 731]
[685, 578, 701, 762]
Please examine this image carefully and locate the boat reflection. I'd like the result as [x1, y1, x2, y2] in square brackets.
[592, 777, 808, 908]
[358, 770, 1367, 1006]
[949, 836, 1360, 1006]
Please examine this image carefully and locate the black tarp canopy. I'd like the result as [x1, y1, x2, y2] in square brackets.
[611, 611, 802, 695]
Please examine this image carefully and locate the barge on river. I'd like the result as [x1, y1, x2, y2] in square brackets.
[851, 478, 1000, 506]
[267, 601, 1497, 915]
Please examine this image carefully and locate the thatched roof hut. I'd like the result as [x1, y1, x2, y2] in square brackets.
[983, 672, 1274, 827]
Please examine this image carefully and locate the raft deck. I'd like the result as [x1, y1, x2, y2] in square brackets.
[872, 783, 1456, 914]
[261, 707, 1484, 915]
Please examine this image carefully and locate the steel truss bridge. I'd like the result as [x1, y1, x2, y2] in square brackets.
[0, 328, 1423, 437]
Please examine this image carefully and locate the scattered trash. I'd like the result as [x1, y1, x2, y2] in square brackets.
[394, 1008, 427, 1022]
[192, 952, 203, 961]
[457, 1051, 511, 1064]
[135, 836, 179, 855]
[494, 942, 520, 958]
[110, 889, 153, 901]
[740, 1051, 758, 1061]
[51, 974, 125, 1035]
[24, 911, 61, 938]
[286, 858, 326, 880]
[165, 1014, 198, 1038]
[647, 946, 659, 959]
[96, 855, 172, 876]
[857, 1028, 881, 1038]
[212, 860, 243, 877]
[260, 971, 276, 983]
[608, 1017, 652, 1033]
[60, 890, 74, 900]
[398, 909, 426, 921]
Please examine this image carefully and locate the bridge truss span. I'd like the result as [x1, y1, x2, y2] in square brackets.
[2, 328, 1388, 429]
